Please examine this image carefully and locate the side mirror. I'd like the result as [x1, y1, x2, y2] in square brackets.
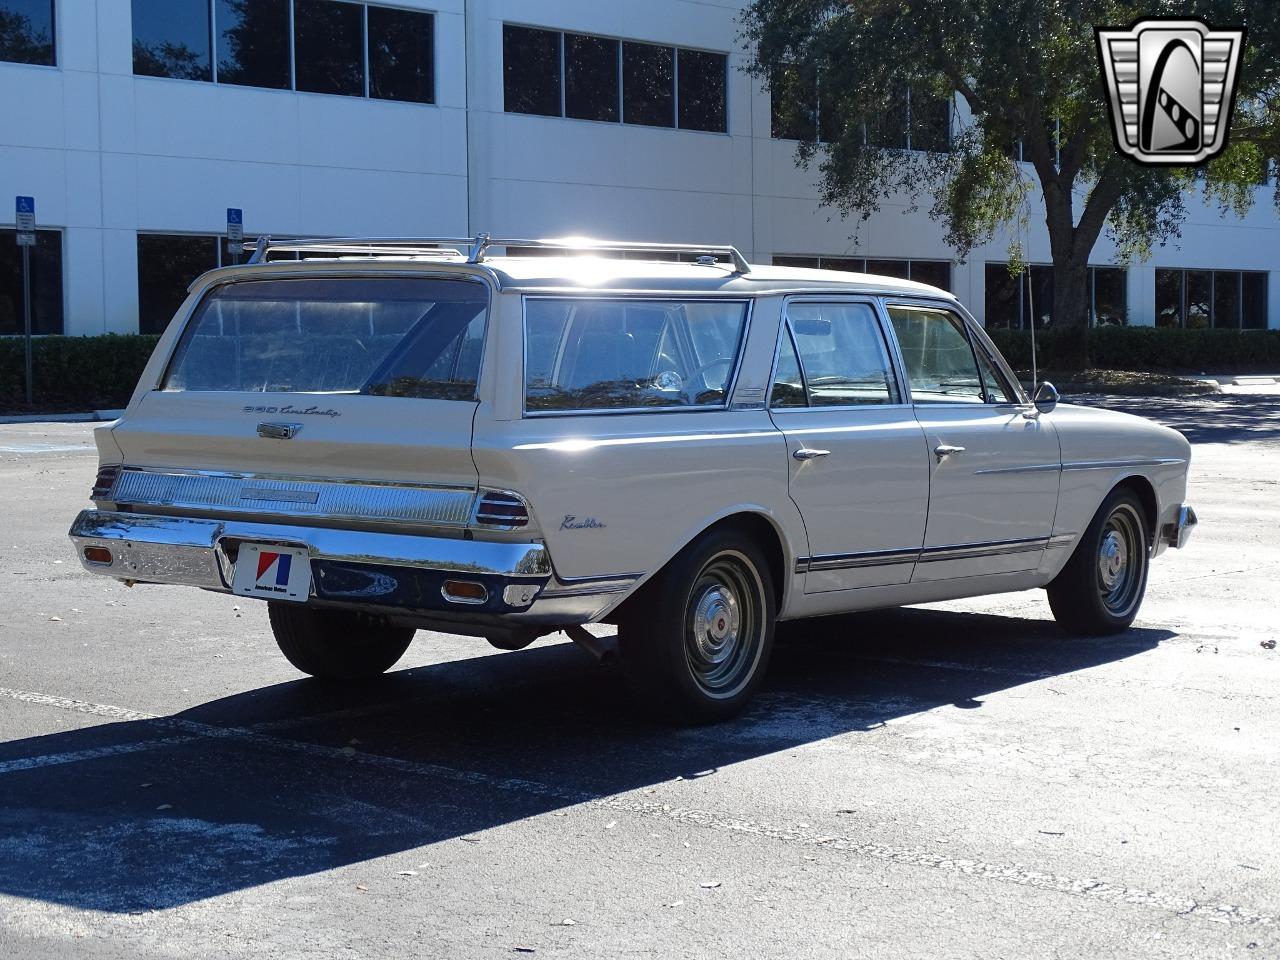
[1032, 381, 1059, 415]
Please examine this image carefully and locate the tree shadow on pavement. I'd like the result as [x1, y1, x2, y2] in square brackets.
[0, 606, 1171, 913]
[1072, 392, 1280, 445]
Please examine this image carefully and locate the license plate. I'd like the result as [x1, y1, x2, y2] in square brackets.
[232, 543, 312, 602]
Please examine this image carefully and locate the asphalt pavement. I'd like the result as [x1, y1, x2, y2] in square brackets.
[0, 393, 1277, 959]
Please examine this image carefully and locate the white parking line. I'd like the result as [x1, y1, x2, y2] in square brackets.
[0, 683, 1274, 929]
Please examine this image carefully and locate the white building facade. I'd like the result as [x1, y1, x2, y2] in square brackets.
[1, 0, 1278, 337]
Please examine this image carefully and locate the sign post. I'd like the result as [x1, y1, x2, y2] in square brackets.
[15, 196, 36, 406]
[226, 208, 244, 266]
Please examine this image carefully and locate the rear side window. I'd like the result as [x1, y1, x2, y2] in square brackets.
[163, 278, 488, 400]
[524, 298, 749, 412]
[783, 302, 900, 406]
[888, 305, 986, 403]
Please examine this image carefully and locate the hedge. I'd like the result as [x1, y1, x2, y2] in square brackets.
[0, 335, 160, 411]
[4, 327, 1280, 412]
[987, 327, 1280, 374]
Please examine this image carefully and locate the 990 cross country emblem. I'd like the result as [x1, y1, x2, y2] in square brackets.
[1096, 18, 1245, 166]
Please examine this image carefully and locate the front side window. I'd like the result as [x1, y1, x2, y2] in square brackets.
[524, 298, 748, 413]
[781, 302, 899, 406]
[163, 278, 488, 400]
[0, 0, 55, 66]
[888, 305, 988, 403]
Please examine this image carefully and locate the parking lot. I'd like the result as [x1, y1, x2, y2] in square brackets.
[1, 393, 1277, 959]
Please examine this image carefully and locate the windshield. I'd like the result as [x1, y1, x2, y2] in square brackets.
[162, 277, 489, 401]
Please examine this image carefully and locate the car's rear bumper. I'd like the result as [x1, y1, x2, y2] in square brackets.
[67, 510, 631, 628]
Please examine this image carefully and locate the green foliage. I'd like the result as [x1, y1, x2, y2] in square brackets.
[988, 327, 1280, 373]
[741, 1, 1280, 326]
[0, 335, 160, 411]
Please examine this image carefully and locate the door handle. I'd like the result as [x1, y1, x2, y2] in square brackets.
[793, 447, 831, 461]
[934, 443, 965, 463]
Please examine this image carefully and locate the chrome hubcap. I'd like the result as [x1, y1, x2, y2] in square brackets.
[1097, 504, 1146, 618]
[684, 553, 763, 699]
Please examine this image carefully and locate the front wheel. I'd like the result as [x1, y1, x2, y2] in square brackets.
[268, 603, 414, 680]
[1047, 489, 1150, 636]
[618, 529, 776, 724]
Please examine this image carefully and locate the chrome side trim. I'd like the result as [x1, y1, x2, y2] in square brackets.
[974, 463, 1063, 476]
[1062, 457, 1186, 471]
[109, 467, 476, 527]
[917, 536, 1047, 563]
[1047, 534, 1078, 550]
[796, 535, 1059, 573]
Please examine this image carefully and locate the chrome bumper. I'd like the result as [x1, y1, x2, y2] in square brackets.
[1161, 504, 1198, 551]
[67, 510, 631, 627]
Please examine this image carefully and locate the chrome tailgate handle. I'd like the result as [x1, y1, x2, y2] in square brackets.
[934, 444, 965, 463]
[257, 421, 302, 440]
[793, 447, 831, 461]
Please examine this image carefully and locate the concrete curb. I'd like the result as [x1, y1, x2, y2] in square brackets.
[0, 409, 123, 425]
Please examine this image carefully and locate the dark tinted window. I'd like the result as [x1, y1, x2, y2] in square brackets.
[137, 234, 219, 335]
[910, 88, 951, 152]
[216, 0, 290, 89]
[676, 49, 726, 132]
[165, 278, 489, 399]
[772, 255, 820, 269]
[770, 63, 816, 141]
[1213, 271, 1240, 329]
[565, 33, 618, 122]
[294, 0, 364, 96]
[503, 25, 560, 116]
[984, 265, 1020, 329]
[1091, 267, 1126, 325]
[368, 6, 433, 103]
[0, 229, 62, 335]
[1185, 270, 1211, 329]
[1155, 269, 1182, 328]
[132, 0, 211, 80]
[910, 260, 951, 291]
[0, 0, 54, 65]
[622, 41, 673, 127]
[1242, 272, 1268, 330]
[865, 259, 911, 281]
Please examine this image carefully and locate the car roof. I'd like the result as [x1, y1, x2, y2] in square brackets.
[190, 254, 956, 301]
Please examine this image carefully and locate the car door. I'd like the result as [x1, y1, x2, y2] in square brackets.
[768, 299, 931, 592]
[885, 301, 1061, 582]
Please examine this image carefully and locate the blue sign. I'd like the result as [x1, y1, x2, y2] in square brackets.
[226, 207, 244, 245]
[15, 196, 35, 246]
[226, 207, 243, 226]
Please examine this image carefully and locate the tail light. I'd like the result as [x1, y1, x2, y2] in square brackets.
[91, 465, 121, 500]
[473, 491, 530, 529]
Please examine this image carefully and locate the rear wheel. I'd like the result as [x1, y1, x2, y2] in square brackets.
[618, 528, 776, 724]
[268, 603, 414, 680]
[1047, 488, 1150, 636]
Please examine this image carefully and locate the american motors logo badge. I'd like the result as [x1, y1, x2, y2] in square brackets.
[1096, 18, 1245, 166]
[254, 551, 293, 593]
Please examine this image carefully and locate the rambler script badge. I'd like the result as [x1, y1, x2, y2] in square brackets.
[560, 515, 607, 531]
[1096, 18, 1245, 166]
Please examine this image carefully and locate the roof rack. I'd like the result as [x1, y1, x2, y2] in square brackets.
[243, 234, 751, 274]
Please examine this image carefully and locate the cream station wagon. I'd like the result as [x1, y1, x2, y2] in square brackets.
[69, 236, 1197, 723]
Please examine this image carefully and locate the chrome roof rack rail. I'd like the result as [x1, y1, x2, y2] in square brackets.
[242, 234, 751, 274]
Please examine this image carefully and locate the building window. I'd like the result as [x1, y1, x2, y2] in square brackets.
[676, 48, 727, 133]
[622, 41, 673, 127]
[294, 0, 364, 97]
[502, 24, 727, 134]
[368, 5, 432, 104]
[1, 229, 63, 335]
[771, 71, 950, 151]
[1155, 268, 1268, 329]
[131, 1, 434, 103]
[0, 0, 54, 66]
[773, 255, 951, 291]
[985, 264, 1127, 329]
[216, 0, 291, 89]
[565, 33, 619, 122]
[132, 0, 210, 80]
[137, 234, 221, 335]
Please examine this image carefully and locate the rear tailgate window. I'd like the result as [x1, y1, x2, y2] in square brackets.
[163, 277, 488, 401]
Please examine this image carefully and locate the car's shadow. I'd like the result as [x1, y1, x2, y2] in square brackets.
[0, 606, 1171, 913]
